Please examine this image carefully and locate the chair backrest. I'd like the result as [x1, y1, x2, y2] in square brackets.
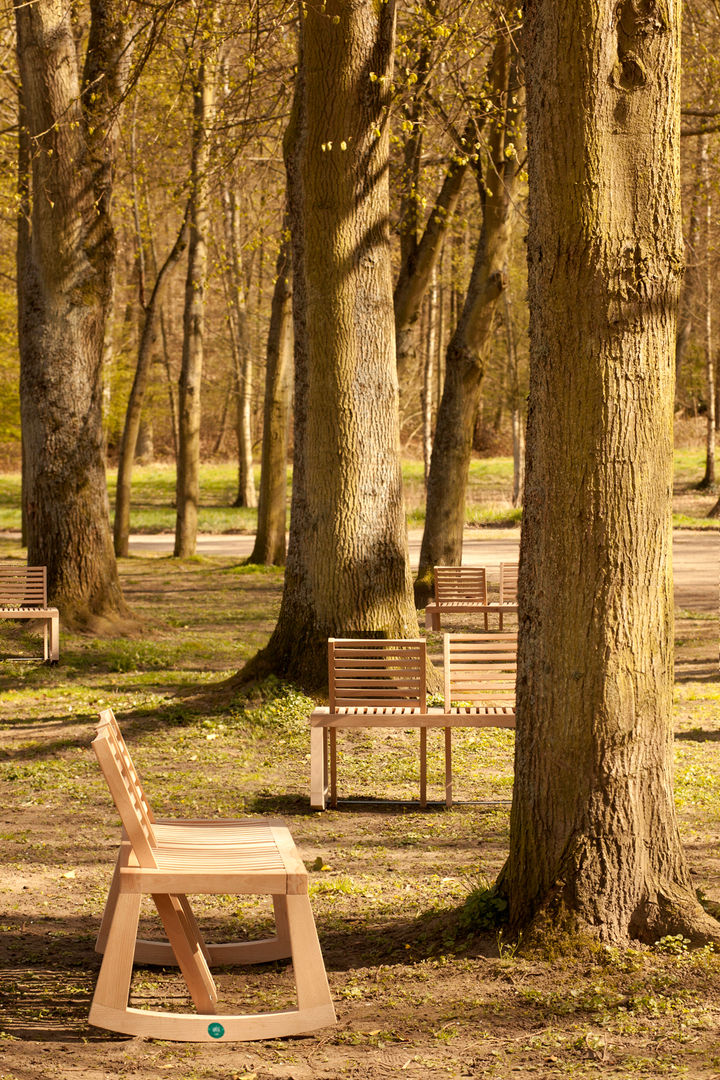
[0, 565, 47, 608]
[97, 708, 155, 822]
[328, 638, 427, 712]
[443, 633, 517, 706]
[499, 562, 518, 604]
[434, 566, 487, 605]
[92, 719, 158, 867]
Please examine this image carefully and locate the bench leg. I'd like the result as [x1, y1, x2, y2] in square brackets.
[419, 728, 427, 808]
[329, 729, 338, 809]
[310, 727, 327, 810]
[48, 613, 59, 662]
[444, 728, 453, 807]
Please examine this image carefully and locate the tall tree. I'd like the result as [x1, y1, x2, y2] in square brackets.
[15, 0, 135, 621]
[499, 0, 718, 944]
[175, 15, 216, 558]
[237, 0, 419, 688]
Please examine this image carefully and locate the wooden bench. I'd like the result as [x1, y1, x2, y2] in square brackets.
[0, 565, 59, 662]
[492, 561, 519, 630]
[424, 566, 489, 630]
[90, 709, 335, 1042]
[441, 632, 516, 805]
[310, 635, 517, 810]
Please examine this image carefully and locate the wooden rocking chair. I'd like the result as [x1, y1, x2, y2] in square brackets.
[89, 710, 336, 1041]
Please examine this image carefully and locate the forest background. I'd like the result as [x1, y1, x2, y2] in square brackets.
[1, 0, 719, 513]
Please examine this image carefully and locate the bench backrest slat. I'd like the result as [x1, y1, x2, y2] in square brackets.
[329, 639, 427, 712]
[434, 566, 487, 605]
[443, 633, 517, 706]
[499, 562, 518, 604]
[0, 565, 47, 607]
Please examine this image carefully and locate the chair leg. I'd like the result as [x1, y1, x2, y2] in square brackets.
[95, 846, 125, 955]
[283, 893, 335, 1015]
[90, 889, 142, 1015]
[153, 893, 218, 1013]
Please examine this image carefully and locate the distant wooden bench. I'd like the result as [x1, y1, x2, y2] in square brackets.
[424, 563, 519, 631]
[310, 635, 517, 810]
[493, 561, 519, 630]
[424, 566, 489, 630]
[0, 565, 59, 663]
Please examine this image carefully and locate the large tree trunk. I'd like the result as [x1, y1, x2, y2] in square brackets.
[175, 37, 215, 558]
[246, 214, 293, 566]
[236, 0, 419, 690]
[500, 0, 718, 945]
[414, 23, 522, 606]
[15, 0, 133, 623]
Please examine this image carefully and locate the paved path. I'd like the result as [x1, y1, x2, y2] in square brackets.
[127, 529, 719, 614]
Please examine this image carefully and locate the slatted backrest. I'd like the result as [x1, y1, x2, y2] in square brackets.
[97, 708, 155, 823]
[0, 565, 47, 607]
[443, 633, 517, 706]
[328, 638, 427, 712]
[92, 723, 158, 867]
[499, 562, 519, 604]
[434, 566, 487, 605]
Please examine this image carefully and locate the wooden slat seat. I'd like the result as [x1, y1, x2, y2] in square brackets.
[0, 565, 59, 662]
[90, 709, 335, 1042]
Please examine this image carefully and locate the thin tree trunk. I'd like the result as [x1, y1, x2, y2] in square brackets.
[414, 22, 523, 605]
[247, 213, 293, 566]
[220, 185, 256, 508]
[114, 211, 189, 556]
[504, 288, 524, 508]
[160, 311, 179, 458]
[175, 35, 215, 558]
[394, 123, 474, 381]
[500, 0, 718, 945]
[422, 268, 438, 484]
[700, 134, 716, 488]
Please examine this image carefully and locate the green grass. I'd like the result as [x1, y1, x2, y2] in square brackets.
[2, 451, 719, 533]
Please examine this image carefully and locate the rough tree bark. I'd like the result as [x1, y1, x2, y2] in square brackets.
[235, 0, 419, 689]
[499, 0, 719, 945]
[15, 0, 134, 622]
[414, 21, 523, 606]
[246, 213, 293, 566]
[175, 33, 215, 558]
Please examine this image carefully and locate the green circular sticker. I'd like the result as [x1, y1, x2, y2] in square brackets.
[208, 1022, 225, 1039]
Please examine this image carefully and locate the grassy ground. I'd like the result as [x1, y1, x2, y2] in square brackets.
[1, 535, 720, 1079]
[1, 446, 718, 535]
